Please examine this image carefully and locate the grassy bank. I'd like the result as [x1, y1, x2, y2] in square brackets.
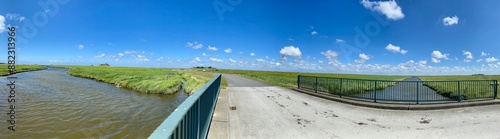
[64, 66, 221, 95]
[420, 75, 500, 99]
[210, 69, 408, 89]
[0, 64, 47, 76]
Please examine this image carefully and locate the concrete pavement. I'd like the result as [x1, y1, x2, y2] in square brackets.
[208, 74, 500, 139]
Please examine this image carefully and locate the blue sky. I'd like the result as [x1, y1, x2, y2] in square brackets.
[1, 0, 500, 75]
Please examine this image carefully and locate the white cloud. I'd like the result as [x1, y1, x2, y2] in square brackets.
[157, 57, 164, 61]
[335, 39, 345, 43]
[355, 53, 371, 63]
[77, 44, 84, 49]
[279, 46, 302, 58]
[385, 44, 408, 54]
[481, 52, 489, 56]
[238, 51, 244, 55]
[318, 60, 324, 64]
[443, 16, 459, 26]
[186, 41, 203, 49]
[202, 53, 207, 56]
[195, 57, 201, 62]
[5, 13, 25, 21]
[250, 53, 255, 56]
[210, 57, 223, 62]
[431, 50, 449, 63]
[229, 58, 236, 63]
[0, 15, 5, 33]
[256, 59, 265, 62]
[321, 50, 341, 66]
[207, 46, 218, 51]
[486, 57, 498, 63]
[287, 38, 294, 41]
[477, 59, 483, 63]
[124, 50, 139, 54]
[224, 48, 232, 53]
[136, 55, 149, 62]
[265, 56, 269, 59]
[311, 31, 318, 35]
[118, 53, 124, 57]
[276, 62, 281, 66]
[462, 51, 473, 62]
[95, 54, 106, 58]
[361, 0, 405, 20]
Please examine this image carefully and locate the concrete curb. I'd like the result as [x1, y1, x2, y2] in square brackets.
[291, 88, 500, 110]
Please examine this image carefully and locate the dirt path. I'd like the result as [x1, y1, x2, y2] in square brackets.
[210, 74, 500, 138]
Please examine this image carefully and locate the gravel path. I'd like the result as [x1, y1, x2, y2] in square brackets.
[211, 74, 500, 138]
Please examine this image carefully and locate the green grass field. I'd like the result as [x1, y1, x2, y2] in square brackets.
[0, 64, 47, 76]
[420, 75, 500, 99]
[63, 66, 220, 95]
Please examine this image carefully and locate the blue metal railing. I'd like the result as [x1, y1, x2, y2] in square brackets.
[298, 75, 498, 103]
[149, 74, 222, 139]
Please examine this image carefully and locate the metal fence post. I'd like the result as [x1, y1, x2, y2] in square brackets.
[494, 80, 498, 99]
[374, 80, 377, 103]
[315, 77, 318, 93]
[339, 79, 343, 97]
[457, 81, 461, 102]
[297, 75, 301, 89]
[416, 82, 419, 104]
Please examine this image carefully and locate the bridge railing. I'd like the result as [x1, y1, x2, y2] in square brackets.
[149, 74, 222, 139]
[297, 75, 498, 103]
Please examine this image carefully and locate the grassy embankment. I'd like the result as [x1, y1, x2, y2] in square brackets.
[0, 64, 47, 76]
[64, 66, 221, 95]
[420, 76, 500, 99]
[211, 69, 408, 95]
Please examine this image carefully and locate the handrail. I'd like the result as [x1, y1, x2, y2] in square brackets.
[149, 74, 222, 139]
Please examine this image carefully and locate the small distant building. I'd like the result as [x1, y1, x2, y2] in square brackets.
[99, 63, 110, 66]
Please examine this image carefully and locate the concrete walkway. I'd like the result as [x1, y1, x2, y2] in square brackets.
[208, 74, 500, 138]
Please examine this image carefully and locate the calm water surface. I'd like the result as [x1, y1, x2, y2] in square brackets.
[0, 68, 187, 138]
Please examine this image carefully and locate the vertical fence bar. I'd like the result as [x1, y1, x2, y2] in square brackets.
[494, 80, 498, 99]
[416, 81, 419, 104]
[457, 81, 461, 102]
[339, 79, 343, 97]
[315, 77, 318, 93]
[374, 80, 377, 102]
[297, 75, 301, 89]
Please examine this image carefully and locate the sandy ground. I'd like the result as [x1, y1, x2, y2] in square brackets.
[210, 74, 500, 139]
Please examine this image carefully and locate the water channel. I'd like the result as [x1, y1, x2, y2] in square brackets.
[0, 68, 187, 138]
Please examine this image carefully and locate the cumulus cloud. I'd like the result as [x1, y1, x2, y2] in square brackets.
[124, 50, 139, 54]
[207, 46, 218, 51]
[335, 39, 345, 43]
[202, 53, 207, 56]
[0, 15, 5, 33]
[481, 52, 489, 56]
[355, 53, 371, 63]
[463, 50, 473, 62]
[229, 58, 236, 63]
[477, 59, 483, 63]
[443, 16, 459, 26]
[210, 57, 223, 62]
[186, 41, 203, 49]
[224, 48, 232, 53]
[195, 57, 201, 62]
[77, 44, 84, 49]
[256, 59, 265, 62]
[279, 46, 302, 58]
[385, 44, 407, 54]
[361, 0, 405, 20]
[136, 55, 150, 62]
[431, 50, 449, 63]
[311, 31, 318, 35]
[486, 57, 498, 63]
[5, 13, 25, 21]
[321, 50, 341, 66]
[250, 53, 255, 56]
[118, 53, 124, 57]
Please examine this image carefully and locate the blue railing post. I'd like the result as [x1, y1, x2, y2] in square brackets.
[339, 79, 343, 97]
[297, 75, 301, 89]
[494, 80, 498, 99]
[457, 81, 461, 102]
[315, 77, 318, 93]
[374, 80, 377, 103]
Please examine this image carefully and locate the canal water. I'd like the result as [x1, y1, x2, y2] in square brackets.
[0, 68, 188, 138]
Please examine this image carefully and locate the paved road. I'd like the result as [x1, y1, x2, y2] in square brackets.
[359, 76, 451, 101]
[209, 74, 500, 138]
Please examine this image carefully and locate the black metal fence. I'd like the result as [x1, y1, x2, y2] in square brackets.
[298, 75, 498, 103]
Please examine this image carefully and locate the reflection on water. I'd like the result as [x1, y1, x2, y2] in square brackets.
[0, 68, 187, 138]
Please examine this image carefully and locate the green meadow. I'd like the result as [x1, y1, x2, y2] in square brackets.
[0, 64, 47, 76]
[420, 75, 500, 99]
